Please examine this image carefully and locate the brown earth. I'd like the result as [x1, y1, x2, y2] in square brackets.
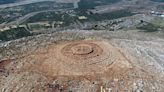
[25, 40, 132, 77]
[1, 31, 164, 92]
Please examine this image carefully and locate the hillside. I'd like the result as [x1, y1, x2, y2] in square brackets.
[1, 30, 164, 92]
[0, 0, 18, 4]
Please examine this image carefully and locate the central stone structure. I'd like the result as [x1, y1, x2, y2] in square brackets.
[24, 40, 132, 76]
[61, 42, 103, 60]
[71, 44, 93, 55]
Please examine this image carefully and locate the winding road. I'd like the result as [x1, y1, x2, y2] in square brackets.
[0, 8, 73, 27]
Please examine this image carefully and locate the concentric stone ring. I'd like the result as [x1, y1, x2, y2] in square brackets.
[61, 42, 103, 60]
[71, 44, 93, 55]
[23, 40, 131, 76]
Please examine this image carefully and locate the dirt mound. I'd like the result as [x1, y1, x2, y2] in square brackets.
[25, 40, 131, 77]
[1, 34, 164, 92]
[61, 42, 103, 60]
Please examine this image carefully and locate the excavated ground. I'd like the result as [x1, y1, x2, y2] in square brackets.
[25, 40, 132, 77]
[0, 30, 164, 92]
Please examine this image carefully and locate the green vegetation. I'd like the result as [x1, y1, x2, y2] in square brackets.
[151, 18, 164, 28]
[0, 14, 16, 24]
[24, 12, 76, 26]
[0, 1, 73, 24]
[0, 27, 31, 41]
[28, 23, 52, 30]
[24, 9, 134, 27]
[157, 5, 164, 9]
[19, 2, 73, 15]
[76, 10, 135, 22]
[0, 1, 73, 14]
[0, 0, 18, 4]
[0, 15, 5, 23]
[137, 18, 164, 32]
[78, 0, 121, 9]
[137, 23, 160, 32]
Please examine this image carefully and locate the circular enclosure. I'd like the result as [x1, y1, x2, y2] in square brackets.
[61, 42, 103, 60]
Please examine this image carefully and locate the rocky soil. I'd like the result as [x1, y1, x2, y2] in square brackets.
[0, 30, 164, 92]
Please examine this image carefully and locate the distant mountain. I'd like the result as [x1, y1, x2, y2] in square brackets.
[0, 0, 18, 4]
[151, 0, 164, 2]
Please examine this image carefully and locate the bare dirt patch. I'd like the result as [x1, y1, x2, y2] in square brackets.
[26, 40, 132, 77]
[1, 31, 164, 92]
